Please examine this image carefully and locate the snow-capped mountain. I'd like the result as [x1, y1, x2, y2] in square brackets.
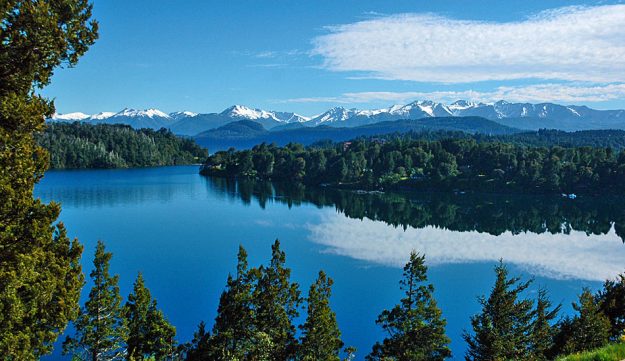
[221, 105, 310, 123]
[170, 111, 198, 120]
[48, 100, 625, 135]
[50, 112, 90, 121]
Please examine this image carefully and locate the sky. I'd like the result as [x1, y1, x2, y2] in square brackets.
[44, 0, 625, 116]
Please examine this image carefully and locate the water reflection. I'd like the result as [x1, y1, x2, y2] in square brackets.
[38, 168, 200, 208]
[204, 176, 625, 242]
[203, 176, 625, 281]
[309, 213, 624, 281]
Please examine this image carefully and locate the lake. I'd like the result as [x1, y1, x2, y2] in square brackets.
[36, 165, 625, 360]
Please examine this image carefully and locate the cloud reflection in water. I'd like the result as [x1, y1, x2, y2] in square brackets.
[308, 210, 625, 282]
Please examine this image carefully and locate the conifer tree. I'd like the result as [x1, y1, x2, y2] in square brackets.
[299, 271, 344, 361]
[464, 261, 534, 361]
[597, 272, 625, 339]
[125, 273, 176, 360]
[63, 241, 127, 361]
[253, 239, 302, 360]
[208, 245, 257, 360]
[0, 1, 97, 358]
[367, 252, 451, 361]
[530, 288, 560, 360]
[185, 322, 211, 361]
[558, 289, 611, 355]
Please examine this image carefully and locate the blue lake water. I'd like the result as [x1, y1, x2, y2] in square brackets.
[36, 165, 625, 360]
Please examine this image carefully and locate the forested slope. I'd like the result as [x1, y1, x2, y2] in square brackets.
[39, 122, 208, 169]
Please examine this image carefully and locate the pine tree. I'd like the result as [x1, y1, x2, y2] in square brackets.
[367, 252, 451, 361]
[0, 1, 97, 358]
[207, 245, 257, 360]
[559, 289, 611, 354]
[597, 272, 625, 339]
[253, 239, 302, 360]
[299, 271, 344, 361]
[63, 241, 127, 361]
[464, 261, 535, 361]
[125, 273, 176, 360]
[530, 288, 560, 360]
[185, 322, 211, 361]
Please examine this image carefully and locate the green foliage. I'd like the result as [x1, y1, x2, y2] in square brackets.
[556, 342, 625, 361]
[205, 246, 257, 360]
[554, 290, 612, 356]
[253, 240, 302, 360]
[300, 271, 344, 361]
[531, 289, 562, 360]
[125, 273, 176, 360]
[38, 122, 208, 169]
[63, 241, 127, 360]
[367, 252, 451, 361]
[597, 272, 625, 340]
[464, 262, 536, 361]
[202, 137, 625, 195]
[0, 1, 97, 358]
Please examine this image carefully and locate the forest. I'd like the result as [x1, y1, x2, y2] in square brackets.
[201, 137, 625, 195]
[39, 122, 208, 169]
[60, 239, 625, 361]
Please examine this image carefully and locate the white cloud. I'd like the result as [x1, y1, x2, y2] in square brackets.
[308, 211, 625, 281]
[282, 83, 625, 105]
[312, 5, 625, 83]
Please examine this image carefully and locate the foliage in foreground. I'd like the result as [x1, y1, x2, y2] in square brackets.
[39, 122, 208, 169]
[556, 342, 625, 361]
[64, 241, 176, 361]
[367, 252, 451, 361]
[60, 239, 625, 361]
[0, 0, 97, 359]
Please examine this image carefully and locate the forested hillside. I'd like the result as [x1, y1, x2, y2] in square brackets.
[201, 138, 625, 195]
[39, 122, 208, 169]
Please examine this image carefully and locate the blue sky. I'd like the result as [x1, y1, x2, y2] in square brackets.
[44, 0, 625, 116]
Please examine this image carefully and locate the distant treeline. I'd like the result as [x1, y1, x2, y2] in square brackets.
[39, 122, 208, 169]
[63, 239, 625, 361]
[348, 128, 625, 151]
[201, 136, 625, 195]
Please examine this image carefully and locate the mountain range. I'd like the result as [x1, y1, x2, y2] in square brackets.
[49, 100, 625, 136]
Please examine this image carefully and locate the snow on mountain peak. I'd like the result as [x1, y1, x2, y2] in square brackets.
[115, 108, 171, 119]
[90, 112, 115, 120]
[170, 111, 198, 119]
[51, 112, 90, 121]
[221, 105, 275, 120]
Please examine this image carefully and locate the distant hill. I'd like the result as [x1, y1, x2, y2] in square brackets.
[194, 116, 519, 151]
[38, 122, 208, 169]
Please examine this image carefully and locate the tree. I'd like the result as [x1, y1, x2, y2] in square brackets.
[367, 252, 451, 361]
[530, 288, 560, 360]
[184, 322, 211, 361]
[556, 289, 611, 355]
[125, 273, 176, 360]
[299, 271, 344, 361]
[464, 261, 535, 361]
[253, 239, 302, 360]
[207, 245, 257, 360]
[63, 241, 127, 361]
[0, 0, 97, 358]
[597, 272, 625, 339]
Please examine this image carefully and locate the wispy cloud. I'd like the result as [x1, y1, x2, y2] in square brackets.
[282, 83, 625, 105]
[308, 211, 625, 281]
[312, 5, 625, 83]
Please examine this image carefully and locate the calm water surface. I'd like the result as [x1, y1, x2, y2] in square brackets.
[36, 165, 625, 360]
